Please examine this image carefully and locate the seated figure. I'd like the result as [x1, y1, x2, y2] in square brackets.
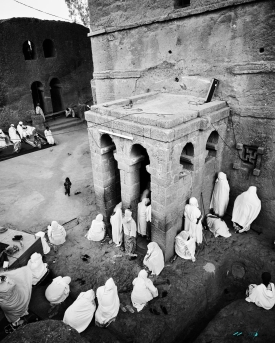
[47, 221, 66, 245]
[63, 289, 96, 333]
[95, 278, 120, 327]
[0, 266, 32, 326]
[8, 124, 21, 153]
[206, 214, 231, 238]
[143, 242, 164, 276]
[27, 253, 48, 285]
[175, 231, 196, 262]
[0, 129, 8, 149]
[246, 272, 275, 310]
[65, 108, 75, 118]
[45, 276, 71, 305]
[131, 270, 158, 312]
[86, 214, 105, 242]
[210, 172, 230, 217]
[35, 231, 50, 254]
[44, 126, 55, 145]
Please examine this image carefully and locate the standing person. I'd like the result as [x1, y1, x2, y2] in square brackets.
[17, 122, 24, 139]
[131, 270, 158, 312]
[232, 186, 261, 233]
[145, 199, 151, 241]
[8, 124, 21, 153]
[64, 177, 72, 196]
[35, 103, 45, 122]
[122, 209, 137, 259]
[0, 129, 7, 149]
[110, 202, 123, 247]
[95, 278, 120, 327]
[137, 198, 148, 237]
[47, 221, 66, 245]
[86, 214, 105, 242]
[246, 272, 275, 310]
[143, 242, 164, 276]
[63, 289, 96, 333]
[184, 197, 203, 244]
[44, 126, 55, 145]
[210, 172, 230, 217]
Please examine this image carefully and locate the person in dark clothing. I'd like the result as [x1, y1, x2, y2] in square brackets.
[64, 177, 72, 196]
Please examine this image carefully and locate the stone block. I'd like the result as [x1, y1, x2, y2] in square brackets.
[151, 226, 166, 253]
[150, 127, 175, 142]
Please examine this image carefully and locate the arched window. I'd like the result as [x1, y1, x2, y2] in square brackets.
[22, 40, 36, 60]
[43, 39, 56, 58]
[180, 142, 194, 171]
[205, 131, 219, 162]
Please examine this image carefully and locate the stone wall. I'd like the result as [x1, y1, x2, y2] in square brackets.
[0, 18, 93, 130]
[88, 0, 275, 234]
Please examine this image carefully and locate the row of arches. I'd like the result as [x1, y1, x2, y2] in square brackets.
[31, 78, 63, 113]
[23, 39, 56, 60]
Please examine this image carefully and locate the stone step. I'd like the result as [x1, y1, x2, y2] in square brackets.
[46, 117, 85, 132]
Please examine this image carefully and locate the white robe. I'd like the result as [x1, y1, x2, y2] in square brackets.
[146, 205, 151, 222]
[45, 276, 71, 305]
[63, 289, 96, 333]
[137, 198, 147, 236]
[210, 172, 230, 217]
[27, 253, 48, 285]
[184, 201, 203, 244]
[246, 283, 275, 310]
[110, 203, 123, 245]
[175, 231, 196, 261]
[44, 129, 54, 145]
[0, 130, 7, 149]
[206, 215, 231, 238]
[143, 242, 164, 276]
[131, 270, 158, 312]
[35, 231, 50, 254]
[8, 127, 20, 144]
[48, 221, 66, 245]
[232, 186, 261, 232]
[86, 214, 105, 242]
[95, 278, 120, 326]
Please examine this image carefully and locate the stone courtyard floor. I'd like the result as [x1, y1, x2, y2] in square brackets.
[1, 127, 275, 343]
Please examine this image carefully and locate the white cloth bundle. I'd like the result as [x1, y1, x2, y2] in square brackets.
[246, 283, 275, 310]
[86, 214, 105, 241]
[27, 253, 48, 285]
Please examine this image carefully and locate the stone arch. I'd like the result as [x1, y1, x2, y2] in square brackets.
[43, 39, 56, 58]
[50, 78, 64, 113]
[22, 40, 36, 60]
[31, 81, 46, 113]
[205, 130, 219, 162]
[180, 142, 194, 171]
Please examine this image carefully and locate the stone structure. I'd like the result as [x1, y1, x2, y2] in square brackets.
[0, 18, 93, 130]
[85, 92, 229, 260]
[87, 0, 275, 234]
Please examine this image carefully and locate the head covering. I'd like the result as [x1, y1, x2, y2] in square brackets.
[138, 269, 148, 280]
[19, 121, 23, 125]
[125, 209, 132, 222]
[189, 197, 199, 207]
[96, 214, 103, 222]
[262, 272, 271, 287]
[180, 231, 189, 241]
[10, 124, 14, 127]
[144, 242, 164, 276]
[30, 252, 42, 263]
[45, 276, 71, 304]
[218, 172, 227, 180]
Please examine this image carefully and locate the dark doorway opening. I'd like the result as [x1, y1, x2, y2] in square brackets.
[31, 81, 46, 113]
[50, 78, 64, 113]
[174, 0, 190, 9]
[43, 39, 56, 58]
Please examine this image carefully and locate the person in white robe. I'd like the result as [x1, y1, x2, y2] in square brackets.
[137, 198, 148, 236]
[122, 209, 137, 257]
[232, 186, 261, 233]
[44, 126, 55, 145]
[140, 188, 150, 201]
[110, 203, 123, 247]
[8, 124, 21, 152]
[45, 276, 71, 305]
[131, 270, 158, 312]
[63, 289, 96, 333]
[47, 221, 66, 245]
[86, 214, 105, 242]
[17, 122, 24, 139]
[0, 129, 8, 149]
[0, 266, 33, 326]
[35, 231, 50, 254]
[27, 253, 48, 285]
[210, 172, 230, 217]
[175, 231, 196, 262]
[143, 242, 164, 276]
[206, 214, 231, 238]
[246, 272, 275, 310]
[184, 197, 203, 244]
[35, 103, 45, 122]
[145, 200, 152, 241]
[21, 125, 37, 148]
[95, 278, 120, 327]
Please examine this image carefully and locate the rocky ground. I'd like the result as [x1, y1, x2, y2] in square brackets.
[1, 127, 275, 343]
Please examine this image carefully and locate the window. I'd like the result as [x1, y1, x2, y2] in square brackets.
[205, 131, 219, 162]
[180, 142, 194, 171]
[174, 0, 190, 9]
[43, 39, 56, 58]
[22, 40, 36, 60]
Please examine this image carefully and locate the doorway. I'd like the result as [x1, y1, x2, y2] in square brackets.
[50, 78, 64, 113]
[31, 81, 46, 113]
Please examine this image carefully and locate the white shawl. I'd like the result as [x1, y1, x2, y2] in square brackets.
[110, 203, 123, 245]
[48, 221, 66, 245]
[137, 198, 148, 235]
[210, 172, 230, 217]
[143, 242, 164, 276]
[27, 253, 48, 285]
[45, 276, 71, 305]
[246, 283, 275, 310]
[86, 214, 105, 241]
[184, 197, 203, 244]
[175, 231, 196, 261]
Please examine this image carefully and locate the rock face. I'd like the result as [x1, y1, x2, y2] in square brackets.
[88, 0, 275, 235]
[2, 320, 89, 343]
[194, 299, 275, 343]
[0, 18, 93, 130]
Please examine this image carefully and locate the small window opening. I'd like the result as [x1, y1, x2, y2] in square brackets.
[205, 131, 219, 162]
[23, 40, 36, 60]
[174, 0, 191, 9]
[259, 47, 264, 53]
[180, 142, 194, 171]
[43, 39, 56, 58]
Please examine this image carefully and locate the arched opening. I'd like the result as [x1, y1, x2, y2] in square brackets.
[50, 78, 64, 113]
[22, 40, 36, 60]
[31, 81, 46, 113]
[205, 131, 219, 162]
[43, 39, 56, 58]
[100, 134, 121, 206]
[130, 144, 151, 198]
[180, 142, 194, 171]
